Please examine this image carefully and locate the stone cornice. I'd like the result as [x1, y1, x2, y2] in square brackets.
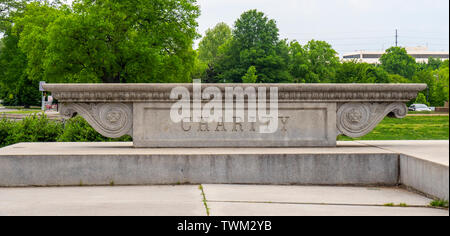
[44, 83, 427, 103]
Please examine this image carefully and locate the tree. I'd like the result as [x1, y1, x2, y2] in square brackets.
[198, 22, 231, 63]
[434, 60, 449, 106]
[414, 93, 428, 106]
[232, 10, 279, 51]
[335, 61, 371, 83]
[0, 28, 39, 107]
[302, 40, 339, 83]
[16, 0, 200, 84]
[288, 41, 308, 83]
[14, 1, 65, 84]
[242, 66, 257, 83]
[380, 47, 417, 79]
[364, 66, 390, 83]
[388, 73, 409, 83]
[288, 40, 339, 83]
[426, 57, 443, 71]
[1, 0, 28, 32]
[410, 69, 447, 107]
[215, 10, 292, 83]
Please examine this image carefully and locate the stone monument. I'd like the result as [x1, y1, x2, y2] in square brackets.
[43, 83, 426, 147]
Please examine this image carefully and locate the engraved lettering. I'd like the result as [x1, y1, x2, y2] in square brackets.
[198, 118, 210, 132]
[181, 119, 191, 132]
[215, 118, 227, 132]
[232, 117, 244, 132]
[279, 116, 290, 132]
[249, 122, 256, 132]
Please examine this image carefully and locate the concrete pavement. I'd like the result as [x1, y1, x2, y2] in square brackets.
[0, 186, 206, 216]
[356, 140, 449, 166]
[0, 185, 447, 216]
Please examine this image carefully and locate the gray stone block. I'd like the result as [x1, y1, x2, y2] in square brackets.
[400, 155, 449, 200]
[0, 142, 399, 187]
[42, 83, 427, 147]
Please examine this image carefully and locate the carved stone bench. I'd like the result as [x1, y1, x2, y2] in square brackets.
[43, 83, 426, 147]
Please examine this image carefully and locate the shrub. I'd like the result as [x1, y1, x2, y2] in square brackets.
[0, 117, 16, 147]
[415, 93, 430, 106]
[7, 114, 63, 144]
[0, 114, 63, 147]
[0, 115, 131, 148]
[58, 115, 132, 142]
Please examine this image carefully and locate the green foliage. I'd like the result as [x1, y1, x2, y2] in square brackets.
[335, 61, 407, 84]
[388, 73, 409, 83]
[0, 117, 14, 146]
[13, 114, 62, 143]
[14, 1, 64, 84]
[380, 47, 417, 79]
[242, 66, 258, 83]
[191, 52, 208, 81]
[0, 27, 40, 107]
[0, 0, 28, 32]
[0, 115, 132, 148]
[197, 22, 231, 83]
[0, 114, 62, 147]
[430, 200, 449, 208]
[411, 68, 449, 107]
[1, 5, 449, 108]
[417, 57, 443, 71]
[436, 61, 449, 105]
[58, 115, 131, 142]
[364, 66, 390, 83]
[13, 0, 200, 84]
[198, 22, 231, 63]
[287, 39, 340, 83]
[215, 10, 292, 83]
[414, 93, 429, 106]
[300, 40, 339, 83]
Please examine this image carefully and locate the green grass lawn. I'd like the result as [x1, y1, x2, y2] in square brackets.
[0, 110, 42, 114]
[338, 116, 449, 141]
[2, 106, 41, 110]
[408, 111, 448, 115]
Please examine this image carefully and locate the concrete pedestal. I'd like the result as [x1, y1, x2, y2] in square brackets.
[0, 142, 398, 186]
[0, 141, 448, 200]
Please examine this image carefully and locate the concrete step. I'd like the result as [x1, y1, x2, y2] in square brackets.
[0, 141, 448, 200]
[0, 141, 399, 187]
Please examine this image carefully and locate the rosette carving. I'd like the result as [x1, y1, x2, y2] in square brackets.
[60, 103, 133, 138]
[337, 103, 407, 138]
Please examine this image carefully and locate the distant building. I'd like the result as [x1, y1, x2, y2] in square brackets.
[342, 46, 449, 64]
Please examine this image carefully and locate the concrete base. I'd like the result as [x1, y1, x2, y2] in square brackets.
[357, 141, 449, 200]
[0, 142, 398, 187]
[0, 141, 448, 200]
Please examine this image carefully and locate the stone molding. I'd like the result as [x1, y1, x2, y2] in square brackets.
[45, 83, 426, 103]
[44, 83, 426, 146]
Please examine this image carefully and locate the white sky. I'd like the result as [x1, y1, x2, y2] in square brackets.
[196, 0, 450, 55]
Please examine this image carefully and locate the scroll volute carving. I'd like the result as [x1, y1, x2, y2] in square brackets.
[337, 103, 407, 138]
[60, 103, 133, 138]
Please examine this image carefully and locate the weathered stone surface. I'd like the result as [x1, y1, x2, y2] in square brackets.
[133, 102, 337, 147]
[0, 142, 400, 187]
[43, 83, 426, 147]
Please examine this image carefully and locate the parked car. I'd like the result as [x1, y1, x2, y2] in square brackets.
[409, 104, 432, 112]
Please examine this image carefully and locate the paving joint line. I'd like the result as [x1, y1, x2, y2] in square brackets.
[206, 200, 447, 210]
[199, 185, 211, 216]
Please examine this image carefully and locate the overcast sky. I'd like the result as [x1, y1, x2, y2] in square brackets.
[196, 0, 449, 55]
